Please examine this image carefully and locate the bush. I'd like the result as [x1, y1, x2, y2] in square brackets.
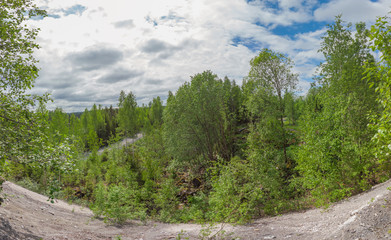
[208, 157, 263, 223]
[154, 178, 181, 222]
[182, 191, 209, 222]
[91, 182, 146, 224]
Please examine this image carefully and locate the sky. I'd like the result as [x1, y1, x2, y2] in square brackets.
[28, 0, 391, 112]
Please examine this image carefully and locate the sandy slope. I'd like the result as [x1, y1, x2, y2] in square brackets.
[0, 179, 391, 240]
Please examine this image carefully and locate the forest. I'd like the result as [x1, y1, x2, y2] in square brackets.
[2, 1, 391, 224]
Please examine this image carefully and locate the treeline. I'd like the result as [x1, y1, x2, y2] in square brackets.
[7, 92, 164, 200]
[36, 92, 164, 152]
[7, 15, 391, 224]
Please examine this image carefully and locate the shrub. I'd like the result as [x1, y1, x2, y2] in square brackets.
[208, 156, 263, 223]
[91, 182, 146, 224]
[154, 178, 181, 222]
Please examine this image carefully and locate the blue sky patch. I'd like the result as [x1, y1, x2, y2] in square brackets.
[145, 16, 158, 26]
[231, 36, 262, 52]
[160, 14, 184, 21]
[315, 0, 332, 5]
[64, 5, 86, 16]
[30, 15, 45, 21]
[264, 1, 279, 9]
[271, 21, 328, 37]
[48, 14, 61, 19]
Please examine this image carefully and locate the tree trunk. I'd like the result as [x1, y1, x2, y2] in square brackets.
[278, 94, 289, 173]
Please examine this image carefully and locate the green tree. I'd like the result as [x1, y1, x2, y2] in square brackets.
[103, 105, 118, 142]
[0, 0, 49, 174]
[296, 17, 378, 204]
[284, 91, 298, 125]
[68, 113, 84, 151]
[69, 113, 82, 137]
[163, 71, 240, 169]
[91, 104, 106, 144]
[48, 108, 69, 143]
[365, 14, 391, 180]
[117, 91, 138, 137]
[149, 96, 163, 127]
[244, 48, 298, 175]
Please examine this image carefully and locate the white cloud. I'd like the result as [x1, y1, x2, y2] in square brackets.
[26, 0, 391, 112]
[315, 0, 391, 23]
[297, 79, 313, 95]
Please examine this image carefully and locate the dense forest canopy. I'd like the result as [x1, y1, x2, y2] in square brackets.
[2, 0, 391, 224]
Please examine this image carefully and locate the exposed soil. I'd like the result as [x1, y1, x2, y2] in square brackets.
[98, 134, 144, 154]
[1, 179, 391, 240]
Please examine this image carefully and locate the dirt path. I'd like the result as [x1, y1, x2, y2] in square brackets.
[98, 134, 143, 154]
[1, 179, 391, 239]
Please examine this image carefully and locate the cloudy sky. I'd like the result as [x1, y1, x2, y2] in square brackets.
[28, 0, 391, 112]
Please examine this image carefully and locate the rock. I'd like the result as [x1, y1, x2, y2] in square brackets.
[264, 235, 276, 239]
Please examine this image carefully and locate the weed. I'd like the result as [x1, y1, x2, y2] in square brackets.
[198, 223, 234, 240]
[176, 229, 189, 240]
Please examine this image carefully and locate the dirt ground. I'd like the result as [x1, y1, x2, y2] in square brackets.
[98, 134, 144, 154]
[1, 179, 391, 240]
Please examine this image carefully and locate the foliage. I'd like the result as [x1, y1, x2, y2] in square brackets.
[149, 96, 164, 127]
[0, 1, 80, 201]
[163, 71, 242, 170]
[92, 182, 146, 224]
[0, 0, 49, 174]
[208, 156, 263, 223]
[154, 177, 181, 222]
[243, 48, 298, 210]
[118, 90, 139, 137]
[365, 14, 391, 180]
[244, 48, 298, 170]
[7, 9, 391, 227]
[296, 16, 379, 204]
